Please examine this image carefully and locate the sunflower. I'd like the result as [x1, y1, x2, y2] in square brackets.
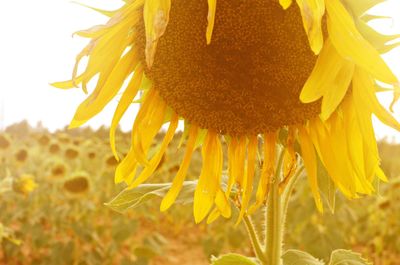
[105, 154, 119, 167]
[55, 0, 400, 223]
[63, 172, 90, 195]
[50, 162, 68, 179]
[49, 142, 61, 154]
[87, 151, 97, 160]
[0, 134, 11, 150]
[15, 148, 29, 163]
[37, 134, 51, 146]
[64, 147, 80, 160]
[12, 174, 38, 196]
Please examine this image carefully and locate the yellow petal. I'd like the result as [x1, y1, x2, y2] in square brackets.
[279, 0, 293, 9]
[115, 121, 139, 184]
[71, 1, 117, 17]
[132, 90, 167, 166]
[353, 68, 400, 131]
[74, 25, 111, 39]
[344, 0, 385, 18]
[249, 132, 277, 214]
[206, 207, 221, 224]
[160, 125, 198, 212]
[115, 150, 138, 184]
[296, 0, 325, 54]
[51, 74, 84, 89]
[110, 65, 143, 160]
[226, 137, 238, 198]
[320, 60, 354, 120]
[215, 189, 231, 218]
[300, 39, 343, 103]
[308, 117, 356, 198]
[143, 0, 171, 68]
[129, 113, 179, 188]
[298, 127, 323, 212]
[280, 129, 297, 193]
[325, 0, 397, 84]
[341, 95, 373, 194]
[206, 0, 217, 44]
[237, 136, 258, 224]
[193, 130, 223, 223]
[234, 137, 247, 187]
[70, 49, 139, 127]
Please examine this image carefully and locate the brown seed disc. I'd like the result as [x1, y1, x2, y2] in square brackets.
[64, 177, 89, 193]
[137, 0, 321, 135]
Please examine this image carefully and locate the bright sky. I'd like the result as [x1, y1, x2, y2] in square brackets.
[0, 0, 400, 141]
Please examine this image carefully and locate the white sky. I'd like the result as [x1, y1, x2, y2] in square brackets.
[0, 0, 400, 142]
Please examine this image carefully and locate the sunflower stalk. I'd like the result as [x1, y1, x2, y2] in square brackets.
[243, 214, 267, 265]
[242, 146, 303, 265]
[264, 147, 285, 265]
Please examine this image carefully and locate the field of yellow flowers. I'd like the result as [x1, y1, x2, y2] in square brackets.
[1, 121, 400, 265]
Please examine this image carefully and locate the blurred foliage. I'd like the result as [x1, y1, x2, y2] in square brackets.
[0, 120, 399, 264]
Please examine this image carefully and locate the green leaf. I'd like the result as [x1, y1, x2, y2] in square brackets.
[282, 249, 325, 265]
[328, 249, 372, 265]
[211, 253, 259, 265]
[105, 181, 197, 213]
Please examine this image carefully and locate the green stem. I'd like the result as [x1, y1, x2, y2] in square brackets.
[241, 146, 304, 265]
[264, 147, 285, 265]
[243, 214, 268, 265]
[282, 165, 304, 217]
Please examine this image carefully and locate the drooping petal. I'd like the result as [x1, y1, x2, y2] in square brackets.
[160, 125, 199, 211]
[296, 0, 325, 54]
[300, 39, 345, 103]
[143, 0, 171, 68]
[132, 89, 167, 166]
[279, 0, 293, 9]
[325, 0, 397, 84]
[298, 127, 323, 212]
[343, 0, 385, 18]
[71, 1, 118, 17]
[308, 117, 356, 198]
[279, 128, 297, 192]
[356, 18, 400, 53]
[237, 136, 258, 224]
[249, 132, 277, 214]
[129, 113, 179, 189]
[51, 74, 84, 89]
[206, 207, 221, 224]
[70, 48, 139, 127]
[215, 189, 231, 218]
[353, 68, 400, 131]
[206, 0, 217, 44]
[320, 60, 354, 120]
[193, 130, 223, 223]
[341, 96, 375, 194]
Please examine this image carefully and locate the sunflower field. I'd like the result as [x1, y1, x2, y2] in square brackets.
[0, 121, 399, 265]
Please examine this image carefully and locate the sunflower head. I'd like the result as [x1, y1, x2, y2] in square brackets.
[0, 134, 11, 150]
[56, 0, 400, 223]
[50, 162, 68, 179]
[105, 155, 119, 167]
[49, 142, 61, 154]
[63, 172, 90, 195]
[37, 134, 51, 146]
[73, 138, 82, 146]
[87, 151, 97, 160]
[64, 147, 79, 160]
[15, 148, 28, 163]
[12, 174, 38, 196]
